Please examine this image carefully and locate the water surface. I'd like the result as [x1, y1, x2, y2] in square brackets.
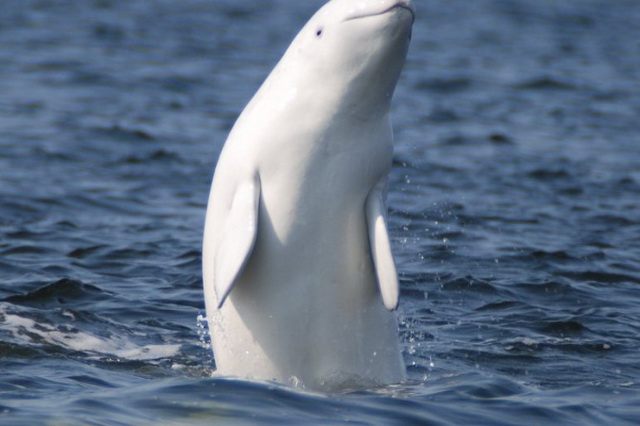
[1, 0, 639, 424]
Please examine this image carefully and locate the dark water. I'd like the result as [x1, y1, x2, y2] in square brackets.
[1, 0, 639, 424]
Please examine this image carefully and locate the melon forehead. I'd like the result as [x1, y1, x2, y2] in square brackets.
[299, 0, 414, 42]
[246, 0, 413, 121]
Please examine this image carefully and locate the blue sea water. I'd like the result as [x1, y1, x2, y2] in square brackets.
[1, 0, 639, 424]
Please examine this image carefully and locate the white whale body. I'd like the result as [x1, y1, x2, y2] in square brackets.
[202, 0, 414, 390]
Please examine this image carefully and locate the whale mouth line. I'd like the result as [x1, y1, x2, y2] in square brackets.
[344, 4, 415, 23]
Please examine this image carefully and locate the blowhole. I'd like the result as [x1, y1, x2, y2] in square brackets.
[316, 27, 323, 38]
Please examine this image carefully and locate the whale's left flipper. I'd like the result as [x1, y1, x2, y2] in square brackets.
[366, 181, 399, 311]
[214, 175, 261, 308]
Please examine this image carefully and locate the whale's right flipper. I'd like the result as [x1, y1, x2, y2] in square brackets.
[214, 175, 261, 308]
[366, 180, 399, 311]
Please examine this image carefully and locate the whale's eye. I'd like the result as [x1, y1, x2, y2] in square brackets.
[315, 27, 323, 38]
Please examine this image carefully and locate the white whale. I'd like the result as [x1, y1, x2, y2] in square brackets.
[202, 0, 414, 391]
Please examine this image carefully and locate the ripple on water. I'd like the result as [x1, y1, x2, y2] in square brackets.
[1, 0, 640, 423]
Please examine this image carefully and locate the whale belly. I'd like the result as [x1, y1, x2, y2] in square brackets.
[209, 188, 405, 389]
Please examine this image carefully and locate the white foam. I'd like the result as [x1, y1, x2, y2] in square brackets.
[0, 307, 180, 361]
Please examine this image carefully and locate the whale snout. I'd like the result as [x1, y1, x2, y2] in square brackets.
[393, 1, 416, 20]
[344, 0, 416, 22]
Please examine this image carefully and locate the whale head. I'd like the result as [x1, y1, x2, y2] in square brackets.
[272, 0, 415, 119]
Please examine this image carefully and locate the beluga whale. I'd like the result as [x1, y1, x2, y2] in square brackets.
[202, 0, 414, 391]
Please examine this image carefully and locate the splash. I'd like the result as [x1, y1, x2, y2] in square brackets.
[0, 305, 180, 361]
